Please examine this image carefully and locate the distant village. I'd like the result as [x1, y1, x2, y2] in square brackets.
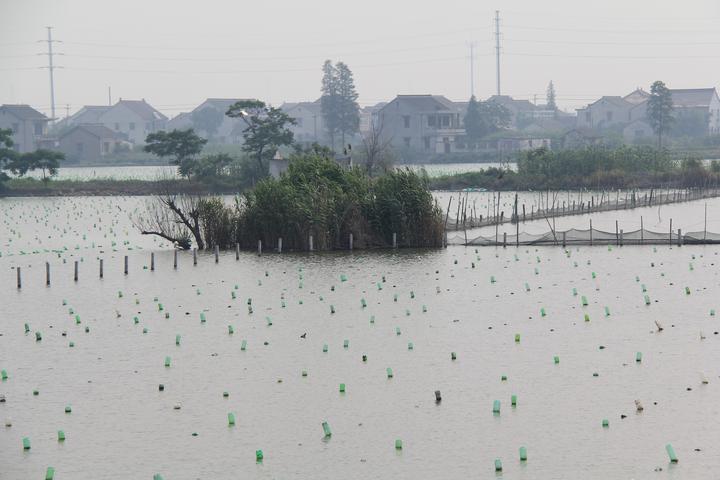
[1, 86, 719, 164]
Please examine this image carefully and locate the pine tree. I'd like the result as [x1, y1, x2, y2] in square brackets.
[546, 81, 557, 111]
[320, 60, 340, 150]
[647, 80, 674, 148]
[463, 96, 483, 149]
[335, 62, 360, 146]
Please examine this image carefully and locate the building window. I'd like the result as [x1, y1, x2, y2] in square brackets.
[102, 142, 110, 153]
[424, 137, 430, 150]
[441, 116, 450, 127]
[606, 112, 613, 122]
[34, 122, 43, 135]
[403, 137, 411, 147]
[129, 122, 136, 131]
[427, 116, 436, 127]
[403, 116, 410, 128]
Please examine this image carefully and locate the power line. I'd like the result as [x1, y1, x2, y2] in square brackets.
[60, 27, 489, 52]
[503, 23, 720, 34]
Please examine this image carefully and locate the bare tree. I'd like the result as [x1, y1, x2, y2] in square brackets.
[132, 178, 205, 249]
[360, 119, 393, 176]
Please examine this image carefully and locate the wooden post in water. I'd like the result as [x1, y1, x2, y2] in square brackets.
[704, 203, 707, 241]
[640, 216, 644, 244]
[503, 232, 507, 248]
[522, 204, 526, 222]
[309, 235, 314, 251]
[235, 243, 240, 260]
[669, 219, 673, 245]
[615, 220, 619, 246]
[620, 229, 624, 246]
[392, 232, 397, 249]
[678, 229, 682, 247]
[278, 237, 283, 253]
[193, 248, 197, 266]
[349, 233, 353, 251]
[562, 231, 566, 248]
[151, 253, 155, 271]
[173, 250, 178, 269]
[17, 267, 21, 289]
[74, 261, 79, 282]
[258, 240, 262, 255]
[46, 262, 50, 286]
[99, 259, 104, 278]
[589, 219, 593, 246]
[124, 256, 128, 275]
[214, 245, 219, 263]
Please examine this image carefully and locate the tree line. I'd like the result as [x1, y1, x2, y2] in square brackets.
[0, 128, 64, 189]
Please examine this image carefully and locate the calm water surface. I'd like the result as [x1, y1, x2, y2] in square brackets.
[22, 163, 511, 181]
[1, 196, 719, 479]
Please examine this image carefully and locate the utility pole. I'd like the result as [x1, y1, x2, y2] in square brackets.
[40, 27, 61, 122]
[108, 86, 112, 106]
[494, 10, 501, 96]
[468, 42, 476, 98]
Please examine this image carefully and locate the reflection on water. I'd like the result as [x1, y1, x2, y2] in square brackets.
[1, 196, 719, 479]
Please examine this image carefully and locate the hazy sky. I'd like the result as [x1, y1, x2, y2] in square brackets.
[1, 0, 719, 119]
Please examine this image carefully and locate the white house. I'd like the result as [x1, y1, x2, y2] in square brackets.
[97, 99, 168, 145]
[669, 88, 720, 135]
[281, 100, 325, 144]
[377, 95, 464, 153]
[0, 104, 50, 153]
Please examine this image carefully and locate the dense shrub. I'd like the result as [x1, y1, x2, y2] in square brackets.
[193, 153, 444, 250]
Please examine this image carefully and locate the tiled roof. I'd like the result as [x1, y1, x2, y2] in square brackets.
[0, 104, 48, 121]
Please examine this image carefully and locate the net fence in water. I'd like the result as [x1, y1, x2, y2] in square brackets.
[447, 228, 720, 246]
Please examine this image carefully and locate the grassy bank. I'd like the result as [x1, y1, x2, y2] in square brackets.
[430, 146, 720, 191]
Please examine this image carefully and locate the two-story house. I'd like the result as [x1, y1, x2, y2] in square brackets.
[281, 100, 325, 145]
[669, 88, 720, 135]
[575, 96, 634, 130]
[97, 99, 168, 145]
[66, 105, 112, 126]
[57, 125, 130, 162]
[0, 105, 50, 153]
[377, 95, 464, 153]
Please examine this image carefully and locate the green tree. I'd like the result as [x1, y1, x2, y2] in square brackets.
[463, 98, 511, 147]
[647, 80, 674, 148]
[320, 60, 341, 150]
[9, 149, 63, 182]
[144, 129, 207, 177]
[191, 107, 224, 140]
[335, 62, 360, 146]
[463, 96, 483, 148]
[0, 128, 16, 185]
[546, 81, 557, 111]
[226, 99, 296, 183]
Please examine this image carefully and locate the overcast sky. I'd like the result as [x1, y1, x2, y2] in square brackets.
[1, 0, 719, 119]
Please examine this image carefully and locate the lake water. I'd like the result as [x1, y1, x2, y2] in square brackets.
[1, 195, 719, 479]
[21, 162, 512, 181]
